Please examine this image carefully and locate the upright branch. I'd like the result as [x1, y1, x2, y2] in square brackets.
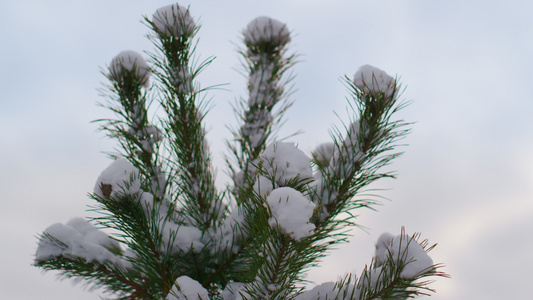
[228, 16, 295, 200]
[148, 4, 223, 230]
[100, 50, 166, 201]
[311, 65, 410, 228]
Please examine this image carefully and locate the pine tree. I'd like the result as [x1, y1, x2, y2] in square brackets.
[34, 3, 447, 299]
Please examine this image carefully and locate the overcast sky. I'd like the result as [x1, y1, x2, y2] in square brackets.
[1, 1, 532, 299]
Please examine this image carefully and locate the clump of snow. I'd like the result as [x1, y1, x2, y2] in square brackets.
[311, 142, 335, 168]
[162, 222, 204, 254]
[266, 187, 316, 240]
[94, 159, 141, 198]
[261, 142, 313, 186]
[35, 218, 127, 268]
[167, 276, 209, 300]
[244, 16, 290, 46]
[109, 50, 151, 87]
[375, 232, 434, 278]
[353, 65, 396, 98]
[66, 218, 119, 250]
[153, 4, 196, 38]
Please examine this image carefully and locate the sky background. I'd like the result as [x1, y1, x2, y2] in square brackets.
[1, 0, 532, 299]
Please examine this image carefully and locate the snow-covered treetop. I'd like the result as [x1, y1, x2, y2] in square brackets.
[353, 64, 396, 98]
[152, 4, 197, 38]
[244, 16, 291, 47]
[109, 50, 151, 87]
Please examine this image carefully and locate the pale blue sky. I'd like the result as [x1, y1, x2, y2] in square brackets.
[1, 1, 532, 299]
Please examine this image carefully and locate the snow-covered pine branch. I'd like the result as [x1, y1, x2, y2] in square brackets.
[149, 3, 223, 230]
[34, 3, 446, 299]
[228, 16, 296, 195]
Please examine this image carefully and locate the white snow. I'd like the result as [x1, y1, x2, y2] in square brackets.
[374, 232, 434, 278]
[35, 218, 128, 268]
[311, 142, 335, 168]
[162, 222, 204, 254]
[353, 65, 396, 98]
[266, 187, 316, 240]
[261, 142, 313, 186]
[153, 4, 196, 38]
[167, 276, 209, 300]
[94, 158, 141, 198]
[66, 218, 119, 250]
[244, 16, 290, 46]
[109, 50, 151, 87]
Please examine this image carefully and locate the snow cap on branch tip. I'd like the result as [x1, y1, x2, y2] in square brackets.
[94, 158, 141, 198]
[35, 218, 124, 265]
[109, 50, 151, 87]
[66, 218, 120, 250]
[375, 232, 394, 266]
[244, 16, 291, 47]
[152, 4, 196, 38]
[266, 187, 316, 241]
[261, 141, 313, 186]
[354, 64, 396, 98]
[312, 142, 335, 168]
[375, 232, 434, 278]
[167, 276, 209, 300]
